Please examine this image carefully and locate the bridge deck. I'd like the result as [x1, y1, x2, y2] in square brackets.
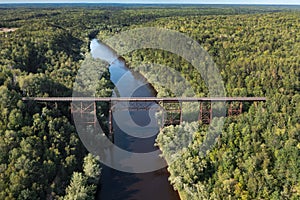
[22, 97, 267, 102]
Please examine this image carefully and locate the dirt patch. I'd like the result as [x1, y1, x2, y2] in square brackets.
[0, 28, 18, 33]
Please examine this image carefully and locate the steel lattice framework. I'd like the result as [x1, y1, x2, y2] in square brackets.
[23, 97, 267, 141]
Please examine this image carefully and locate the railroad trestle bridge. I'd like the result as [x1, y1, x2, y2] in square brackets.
[22, 97, 266, 139]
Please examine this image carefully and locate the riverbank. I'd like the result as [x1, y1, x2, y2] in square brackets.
[125, 61, 192, 98]
[123, 62, 197, 200]
[91, 39, 180, 200]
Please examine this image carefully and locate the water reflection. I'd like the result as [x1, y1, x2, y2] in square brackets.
[91, 39, 179, 200]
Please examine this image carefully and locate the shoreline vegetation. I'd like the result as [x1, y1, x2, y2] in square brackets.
[0, 4, 299, 200]
[99, 9, 300, 200]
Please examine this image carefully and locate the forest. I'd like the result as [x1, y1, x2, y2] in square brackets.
[0, 4, 299, 200]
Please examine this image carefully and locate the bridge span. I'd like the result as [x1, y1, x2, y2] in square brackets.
[22, 96, 266, 141]
[22, 97, 267, 102]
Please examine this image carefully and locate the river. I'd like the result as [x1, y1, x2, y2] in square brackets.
[90, 39, 180, 200]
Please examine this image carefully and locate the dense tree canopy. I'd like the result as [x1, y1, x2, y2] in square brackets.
[0, 4, 299, 200]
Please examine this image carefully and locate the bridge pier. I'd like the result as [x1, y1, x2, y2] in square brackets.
[179, 102, 183, 124]
[199, 101, 212, 124]
[71, 102, 97, 128]
[108, 101, 114, 143]
[161, 101, 165, 127]
[228, 101, 243, 116]
[71, 101, 115, 142]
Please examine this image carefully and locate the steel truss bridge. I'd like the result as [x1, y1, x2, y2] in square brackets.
[23, 97, 267, 140]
